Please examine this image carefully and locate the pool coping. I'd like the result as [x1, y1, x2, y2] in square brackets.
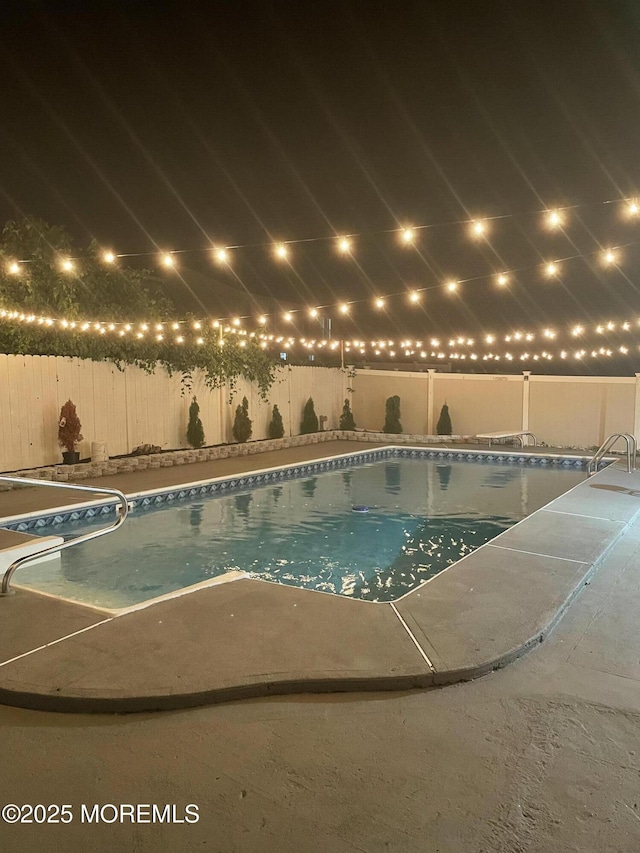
[0, 443, 636, 714]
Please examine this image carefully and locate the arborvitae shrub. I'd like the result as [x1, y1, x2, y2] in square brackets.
[383, 395, 402, 433]
[268, 404, 285, 439]
[436, 403, 452, 435]
[232, 396, 253, 443]
[339, 398, 356, 430]
[300, 397, 319, 434]
[186, 396, 205, 448]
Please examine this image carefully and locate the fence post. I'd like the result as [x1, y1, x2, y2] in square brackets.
[427, 369, 436, 434]
[634, 374, 640, 443]
[522, 371, 531, 430]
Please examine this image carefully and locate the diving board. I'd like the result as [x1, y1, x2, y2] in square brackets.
[476, 430, 537, 448]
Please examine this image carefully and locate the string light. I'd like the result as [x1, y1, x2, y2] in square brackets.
[544, 261, 559, 278]
[60, 259, 74, 273]
[103, 251, 116, 264]
[274, 243, 289, 260]
[544, 209, 564, 230]
[602, 249, 618, 266]
[446, 280, 458, 292]
[337, 237, 352, 254]
[470, 219, 487, 238]
[283, 312, 293, 322]
[214, 248, 229, 264]
[161, 253, 175, 268]
[308, 308, 319, 319]
[408, 290, 420, 303]
[400, 228, 415, 245]
[374, 297, 385, 309]
[496, 273, 509, 286]
[7, 262, 20, 275]
[339, 303, 350, 314]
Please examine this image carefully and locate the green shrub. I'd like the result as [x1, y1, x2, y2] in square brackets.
[300, 397, 319, 434]
[58, 399, 83, 452]
[232, 396, 253, 443]
[339, 398, 356, 430]
[383, 395, 402, 433]
[186, 396, 205, 448]
[436, 403, 452, 435]
[268, 404, 285, 439]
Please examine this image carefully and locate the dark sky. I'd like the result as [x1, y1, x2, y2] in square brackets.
[2, 0, 640, 343]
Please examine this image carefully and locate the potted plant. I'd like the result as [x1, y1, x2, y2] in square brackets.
[58, 399, 83, 464]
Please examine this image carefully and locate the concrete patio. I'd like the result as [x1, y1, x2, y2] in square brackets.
[0, 440, 637, 714]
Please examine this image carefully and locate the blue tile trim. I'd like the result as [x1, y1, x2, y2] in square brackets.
[1, 446, 593, 533]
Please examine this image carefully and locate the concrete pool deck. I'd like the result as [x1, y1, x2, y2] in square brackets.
[0, 440, 638, 713]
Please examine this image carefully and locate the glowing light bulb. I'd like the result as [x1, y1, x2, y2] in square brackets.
[274, 243, 288, 260]
[486, 334, 495, 344]
[337, 236, 352, 254]
[400, 228, 415, 245]
[572, 325, 584, 336]
[255, 316, 266, 326]
[161, 253, 175, 268]
[339, 303, 349, 314]
[471, 219, 487, 237]
[232, 317, 241, 326]
[446, 280, 458, 292]
[7, 262, 20, 275]
[103, 251, 116, 264]
[496, 273, 508, 287]
[626, 200, 639, 216]
[408, 290, 420, 303]
[61, 259, 74, 272]
[545, 262, 558, 277]
[283, 312, 293, 322]
[214, 248, 229, 263]
[545, 209, 563, 229]
[308, 308, 319, 319]
[172, 322, 179, 330]
[374, 297, 385, 309]
[603, 249, 617, 266]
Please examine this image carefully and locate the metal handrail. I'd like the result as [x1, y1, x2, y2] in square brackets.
[587, 433, 637, 476]
[0, 477, 129, 597]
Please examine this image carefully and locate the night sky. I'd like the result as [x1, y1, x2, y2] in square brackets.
[2, 0, 640, 349]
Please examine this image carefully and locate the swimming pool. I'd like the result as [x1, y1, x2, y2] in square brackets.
[8, 449, 585, 609]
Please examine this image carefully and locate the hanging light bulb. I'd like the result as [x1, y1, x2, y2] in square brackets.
[60, 258, 75, 272]
[496, 273, 509, 287]
[470, 219, 487, 238]
[337, 236, 352, 254]
[103, 251, 116, 264]
[339, 302, 350, 314]
[602, 249, 618, 266]
[214, 247, 229, 264]
[626, 199, 639, 217]
[544, 209, 564, 229]
[544, 261, 559, 277]
[446, 280, 458, 292]
[161, 253, 175, 268]
[7, 261, 21, 275]
[283, 311, 293, 322]
[308, 307, 319, 319]
[274, 243, 289, 260]
[408, 290, 420, 303]
[374, 296, 385, 309]
[400, 227, 415, 245]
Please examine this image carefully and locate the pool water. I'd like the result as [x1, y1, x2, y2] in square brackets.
[15, 459, 584, 608]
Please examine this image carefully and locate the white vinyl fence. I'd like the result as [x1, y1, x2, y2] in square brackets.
[2, 354, 640, 472]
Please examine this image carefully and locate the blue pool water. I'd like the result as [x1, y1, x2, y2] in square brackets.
[14, 458, 584, 608]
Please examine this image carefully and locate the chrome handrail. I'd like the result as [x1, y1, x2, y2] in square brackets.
[0, 477, 129, 597]
[587, 433, 637, 477]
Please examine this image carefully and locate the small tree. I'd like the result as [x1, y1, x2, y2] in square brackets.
[232, 395, 253, 443]
[383, 395, 402, 434]
[58, 399, 83, 452]
[268, 404, 285, 439]
[339, 398, 356, 430]
[186, 396, 205, 448]
[436, 403, 452, 435]
[300, 397, 319, 434]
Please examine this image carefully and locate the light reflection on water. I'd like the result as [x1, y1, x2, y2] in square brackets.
[15, 459, 584, 608]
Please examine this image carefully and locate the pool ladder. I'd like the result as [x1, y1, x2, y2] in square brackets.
[587, 433, 637, 477]
[0, 476, 129, 597]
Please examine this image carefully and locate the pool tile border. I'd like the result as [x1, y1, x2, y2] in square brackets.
[1, 446, 601, 533]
